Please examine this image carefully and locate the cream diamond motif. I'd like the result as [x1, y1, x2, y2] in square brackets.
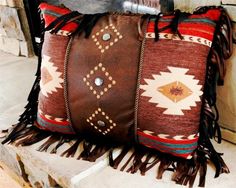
[91, 24, 123, 53]
[86, 108, 117, 135]
[140, 66, 203, 115]
[83, 63, 116, 99]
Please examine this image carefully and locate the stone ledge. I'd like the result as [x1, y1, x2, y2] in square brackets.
[0, 150, 31, 188]
[0, 135, 117, 188]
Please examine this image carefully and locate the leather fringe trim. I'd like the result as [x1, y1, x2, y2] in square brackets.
[108, 146, 203, 187]
[1, 122, 229, 188]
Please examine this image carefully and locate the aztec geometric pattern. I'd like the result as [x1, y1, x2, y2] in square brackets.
[137, 9, 221, 159]
[138, 130, 199, 159]
[146, 9, 220, 42]
[140, 66, 203, 115]
[40, 55, 64, 98]
[37, 33, 76, 135]
[36, 4, 78, 134]
[146, 33, 213, 47]
[36, 110, 74, 134]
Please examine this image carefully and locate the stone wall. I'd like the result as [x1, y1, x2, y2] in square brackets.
[0, 0, 33, 57]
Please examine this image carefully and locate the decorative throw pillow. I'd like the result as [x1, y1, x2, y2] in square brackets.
[2, 3, 233, 187]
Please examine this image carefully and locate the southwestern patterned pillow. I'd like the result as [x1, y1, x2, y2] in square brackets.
[2, 3, 233, 187]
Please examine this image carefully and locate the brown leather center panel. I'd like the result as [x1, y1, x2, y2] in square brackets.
[66, 14, 143, 144]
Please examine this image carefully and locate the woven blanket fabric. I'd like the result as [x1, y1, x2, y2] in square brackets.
[36, 4, 78, 134]
[37, 32, 76, 134]
[137, 9, 221, 159]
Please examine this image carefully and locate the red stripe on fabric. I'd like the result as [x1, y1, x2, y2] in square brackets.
[39, 3, 71, 15]
[35, 121, 75, 135]
[190, 9, 221, 21]
[42, 14, 59, 27]
[140, 142, 192, 159]
[41, 11, 79, 32]
[137, 131, 198, 144]
[40, 3, 79, 32]
[60, 23, 79, 32]
[147, 22, 214, 40]
[39, 114, 70, 126]
[149, 22, 216, 33]
[146, 141, 197, 150]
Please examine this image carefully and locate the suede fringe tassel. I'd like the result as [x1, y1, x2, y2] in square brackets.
[1, 6, 233, 188]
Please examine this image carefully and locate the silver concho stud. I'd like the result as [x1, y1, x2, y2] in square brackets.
[97, 120, 106, 127]
[95, 77, 104, 86]
[102, 33, 111, 41]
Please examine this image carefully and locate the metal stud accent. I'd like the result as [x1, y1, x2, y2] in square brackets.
[97, 120, 106, 127]
[87, 108, 117, 135]
[83, 63, 116, 99]
[95, 77, 104, 86]
[92, 25, 123, 53]
[102, 33, 111, 41]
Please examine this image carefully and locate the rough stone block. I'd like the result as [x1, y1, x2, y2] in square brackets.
[0, 0, 7, 6]
[221, 127, 236, 144]
[222, 0, 236, 5]
[173, 0, 221, 13]
[223, 5, 236, 22]
[0, 0, 23, 7]
[0, 6, 25, 40]
[7, 0, 24, 8]
[17, 7, 34, 53]
[0, 36, 20, 56]
[20, 41, 33, 57]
